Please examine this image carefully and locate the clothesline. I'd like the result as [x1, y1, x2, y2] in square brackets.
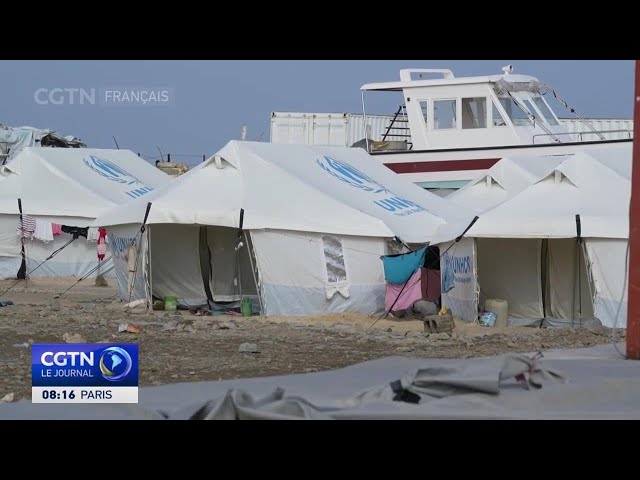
[16, 215, 109, 262]
[16, 215, 109, 244]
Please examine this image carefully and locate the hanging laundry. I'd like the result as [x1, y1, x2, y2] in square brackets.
[51, 223, 63, 236]
[381, 246, 427, 285]
[16, 215, 36, 239]
[97, 228, 107, 261]
[33, 219, 54, 242]
[61, 225, 89, 239]
[385, 269, 424, 312]
[87, 227, 100, 242]
[423, 268, 442, 302]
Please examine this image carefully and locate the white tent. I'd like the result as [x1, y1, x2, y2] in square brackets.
[447, 154, 570, 213]
[0, 148, 171, 279]
[94, 141, 476, 317]
[440, 146, 631, 329]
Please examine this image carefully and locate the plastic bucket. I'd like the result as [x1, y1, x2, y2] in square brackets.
[241, 297, 253, 317]
[164, 296, 177, 312]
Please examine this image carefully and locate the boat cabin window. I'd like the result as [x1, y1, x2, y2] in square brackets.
[498, 97, 533, 127]
[434, 99, 457, 130]
[420, 101, 429, 128]
[491, 101, 507, 127]
[461, 97, 487, 129]
[532, 96, 559, 126]
[523, 100, 540, 123]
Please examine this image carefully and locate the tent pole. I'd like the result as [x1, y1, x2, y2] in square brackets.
[236, 209, 245, 306]
[571, 243, 577, 328]
[17, 198, 27, 286]
[627, 60, 640, 360]
[573, 214, 582, 328]
[244, 231, 264, 316]
[146, 227, 153, 311]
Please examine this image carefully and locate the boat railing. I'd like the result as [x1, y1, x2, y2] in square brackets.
[532, 129, 633, 144]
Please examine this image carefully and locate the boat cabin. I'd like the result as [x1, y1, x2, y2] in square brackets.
[360, 67, 584, 151]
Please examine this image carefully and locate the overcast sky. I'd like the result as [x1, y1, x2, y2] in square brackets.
[1, 60, 634, 164]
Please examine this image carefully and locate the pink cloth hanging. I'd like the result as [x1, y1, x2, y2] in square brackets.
[51, 223, 63, 236]
[385, 269, 424, 312]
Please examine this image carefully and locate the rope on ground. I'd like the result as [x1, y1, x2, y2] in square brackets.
[54, 256, 113, 299]
[0, 237, 77, 298]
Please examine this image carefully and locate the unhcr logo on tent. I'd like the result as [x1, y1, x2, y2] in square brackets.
[315, 156, 426, 217]
[316, 156, 388, 193]
[83, 155, 154, 199]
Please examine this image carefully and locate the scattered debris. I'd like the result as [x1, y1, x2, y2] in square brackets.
[216, 321, 237, 330]
[507, 341, 517, 348]
[423, 313, 454, 335]
[94, 275, 109, 287]
[1, 393, 15, 403]
[118, 323, 140, 334]
[0, 300, 14, 307]
[153, 300, 165, 311]
[12, 342, 29, 348]
[396, 346, 414, 353]
[239, 343, 260, 353]
[63, 333, 86, 344]
[123, 299, 146, 312]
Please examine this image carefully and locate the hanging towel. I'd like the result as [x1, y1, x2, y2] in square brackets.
[61, 225, 89, 239]
[381, 246, 427, 285]
[33, 220, 54, 242]
[87, 227, 100, 242]
[385, 269, 424, 312]
[97, 228, 107, 261]
[16, 215, 36, 239]
[442, 260, 455, 294]
[423, 269, 442, 302]
[51, 223, 63, 236]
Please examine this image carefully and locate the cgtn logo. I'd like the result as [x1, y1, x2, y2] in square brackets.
[82, 155, 154, 199]
[32, 344, 138, 404]
[315, 155, 426, 217]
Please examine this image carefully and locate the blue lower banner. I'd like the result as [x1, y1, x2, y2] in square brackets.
[32, 343, 138, 404]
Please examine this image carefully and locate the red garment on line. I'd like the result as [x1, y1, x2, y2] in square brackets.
[97, 228, 107, 260]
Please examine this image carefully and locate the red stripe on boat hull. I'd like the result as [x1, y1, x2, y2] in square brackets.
[384, 158, 502, 174]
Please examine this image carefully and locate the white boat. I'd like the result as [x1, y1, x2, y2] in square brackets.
[358, 66, 633, 190]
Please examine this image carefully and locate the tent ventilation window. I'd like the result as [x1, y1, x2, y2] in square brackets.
[322, 235, 347, 283]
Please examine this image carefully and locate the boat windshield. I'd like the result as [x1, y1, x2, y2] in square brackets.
[532, 96, 559, 125]
[498, 96, 533, 127]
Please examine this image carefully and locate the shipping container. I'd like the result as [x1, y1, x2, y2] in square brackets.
[270, 111, 634, 146]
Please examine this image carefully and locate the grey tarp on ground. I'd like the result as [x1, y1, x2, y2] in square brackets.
[2, 344, 639, 419]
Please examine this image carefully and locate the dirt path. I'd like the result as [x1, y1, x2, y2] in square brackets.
[0, 278, 622, 402]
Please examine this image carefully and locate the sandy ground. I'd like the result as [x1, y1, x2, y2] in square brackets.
[0, 277, 624, 403]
